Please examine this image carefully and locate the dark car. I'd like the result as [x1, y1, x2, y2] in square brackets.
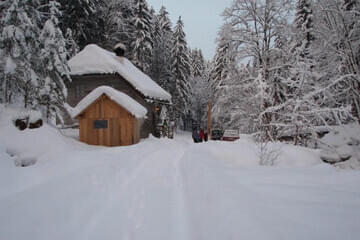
[211, 129, 223, 140]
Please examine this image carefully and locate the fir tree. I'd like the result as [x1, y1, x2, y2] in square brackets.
[102, 0, 135, 58]
[191, 49, 205, 78]
[188, 48, 210, 128]
[211, 25, 231, 87]
[152, 6, 174, 91]
[0, 0, 42, 106]
[131, 0, 153, 73]
[59, 0, 105, 50]
[0, 0, 71, 122]
[38, 0, 71, 122]
[294, 0, 315, 57]
[171, 16, 191, 126]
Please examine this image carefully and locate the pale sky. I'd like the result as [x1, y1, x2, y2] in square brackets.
[147, 0, 234, 60]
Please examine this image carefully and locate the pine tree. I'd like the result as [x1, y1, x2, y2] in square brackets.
[0, 0, 72, 123]
[63, 28, 79, 59]
[188, 48, 210, 128]
[211, 24, 232, 88]
[102, 0, 135, 58]
[150, 6, 174, 90]
[152, 6, 174, 91]
[59, 0, 105, 50]
[0, 0, 42, 106]
[211, 23, 240, 129]
[149, 12, 162, 83]
[131, 0, 153, 73]
[294, 0, 315, 57]
[191, 49, 205, 78]
[37, 0, 71, 122]
[212, 63, 257, 133]
[171, 16, 191, 127]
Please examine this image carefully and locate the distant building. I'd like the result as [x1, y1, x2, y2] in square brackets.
[65, 44, 172, 139]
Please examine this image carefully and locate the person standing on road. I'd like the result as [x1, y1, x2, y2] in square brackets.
[200, 129, 204, 142]
[192, 129, 197, 143]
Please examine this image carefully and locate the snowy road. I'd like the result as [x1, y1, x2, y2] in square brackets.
[1, 134, 360, 240]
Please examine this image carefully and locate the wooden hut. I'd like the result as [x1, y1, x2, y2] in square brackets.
[65, 44, 172, 138]
[71, 86, 147, 146]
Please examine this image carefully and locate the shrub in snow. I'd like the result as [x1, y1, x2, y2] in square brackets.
[255, 133, 281, 166]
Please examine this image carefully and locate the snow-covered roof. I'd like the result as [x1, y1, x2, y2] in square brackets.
[71, 86, 147, 119]
[68, 44, 171, 101]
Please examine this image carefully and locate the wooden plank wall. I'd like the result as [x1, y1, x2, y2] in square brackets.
[78, 94, 140, 146]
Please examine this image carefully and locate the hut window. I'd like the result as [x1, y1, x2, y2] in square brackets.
[94, 120, 108, 129]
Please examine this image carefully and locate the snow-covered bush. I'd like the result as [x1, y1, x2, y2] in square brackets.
[317, 123, 360, 169]
[0, 105, 76, 167]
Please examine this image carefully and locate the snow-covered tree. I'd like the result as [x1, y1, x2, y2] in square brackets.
[222, 0, 294, 139]
[171, 16, 191, 127]
[210, 0, 358, 144]
[131, 0, 153, 73]
[152, 6, 174, 92]
[314, 0, 360, 123]
[59, 0, 105, 49]
[257, 0, 356, 144]
[210, 23, 234, 106]
[212, 63, 260, 132]
[37, 0, 71, 122]
[0, 0, 42, 106]
[0, 0, 71, 123]
[188, 49, 211, 128]
[63, 28, 79, 59]
[191, 49, 205, 78]
[294, 0, 314, 58]
[211, 22, 250, 131]
[211, 44, 229, 86]
[102, 0, 135, 58]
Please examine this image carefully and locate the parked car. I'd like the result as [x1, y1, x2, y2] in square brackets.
[211, 129, 223, 140]
[221, 129, 240, 141]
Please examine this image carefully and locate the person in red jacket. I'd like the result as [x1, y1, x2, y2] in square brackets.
[200, 128, 204, 142]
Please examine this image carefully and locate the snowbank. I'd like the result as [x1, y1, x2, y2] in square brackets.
[317, 123, 360, 169]
[0, 105, 84, 167]
[0, 104, 42, 123]
[71, 86, 147, 118]
[206, 136, 322, 167]
[1, 112, 360, 240]
[68, 44, 171, 101]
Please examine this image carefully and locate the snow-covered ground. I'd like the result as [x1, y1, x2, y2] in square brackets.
[1, 109, 360, 240]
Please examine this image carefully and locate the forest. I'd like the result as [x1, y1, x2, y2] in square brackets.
[0, 0, 359, 145]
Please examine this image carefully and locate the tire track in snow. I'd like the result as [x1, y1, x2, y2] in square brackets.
[171, 148, 191, 240]
[116, 143, 191, 240]
[80, 139, 194, 240]
[79, 145, 174, 240]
